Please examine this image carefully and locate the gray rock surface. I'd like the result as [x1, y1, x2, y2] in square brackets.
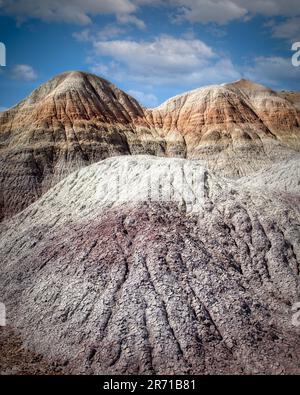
[1, 156, 299, 374]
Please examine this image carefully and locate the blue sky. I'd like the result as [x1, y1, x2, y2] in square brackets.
[0, 0, 299, 109]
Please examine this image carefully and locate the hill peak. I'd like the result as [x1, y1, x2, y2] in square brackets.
[21, 71, 122, 106]
[224, 78, 273, 92]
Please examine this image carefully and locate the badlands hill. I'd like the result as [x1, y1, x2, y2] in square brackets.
[0, 72, 300, 220]
[0, 72, 300, 375]
[0, 156, 299, 374]
[0, 71, 160, 221]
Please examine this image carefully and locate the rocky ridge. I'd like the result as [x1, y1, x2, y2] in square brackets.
[0, 72, 300, 220]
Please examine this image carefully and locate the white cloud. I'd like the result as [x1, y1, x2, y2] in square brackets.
[240, 0, 300, 17]
[172, 0, 300, 24]
[173, 0, 247, 25]
[117, 13, 146, 29]
[90, 61, 124, 80]
[128, 89, 159, 107]
[93, 35, 215, 76]
[90, 35, 240, 87]
[271, 17, 300, 41]
[2, 0, 300, 27]
[245, 56, 300, 89]
[0, 0, 137, 25]
[73, 25, 126, 42]
[73, 29, 92, 42]
[98, 25, 126, 39]
[89, 36, 299, 92]
[11, 64, 38, 81]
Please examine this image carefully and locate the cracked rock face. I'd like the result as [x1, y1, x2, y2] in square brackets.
[1, 72, 300, 374]
[1, 156, 299, 374]
[1, 72, 300, 221]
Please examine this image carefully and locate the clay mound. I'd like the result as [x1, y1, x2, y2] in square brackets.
[240, 157, 300, 194]
[4, 71, 145, 124]
[1, 156, 299, 374]
[147, 79, 300, 176]
[1, 72, 300, 221]
[0, 72, 165, 221]
[277, 91, 300, 111]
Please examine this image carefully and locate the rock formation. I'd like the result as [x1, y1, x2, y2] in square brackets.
[0, 72, 300, 220]
[0, 72, 300, 375]
[146, 79, 300, 175]
[0, 156, 299, 374]
[0, 71, 165, 221]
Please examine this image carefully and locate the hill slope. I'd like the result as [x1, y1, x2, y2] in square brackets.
[1, 156, 299, 374]
[0, 72, 299, 221]
[0, 72, 164, 220]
